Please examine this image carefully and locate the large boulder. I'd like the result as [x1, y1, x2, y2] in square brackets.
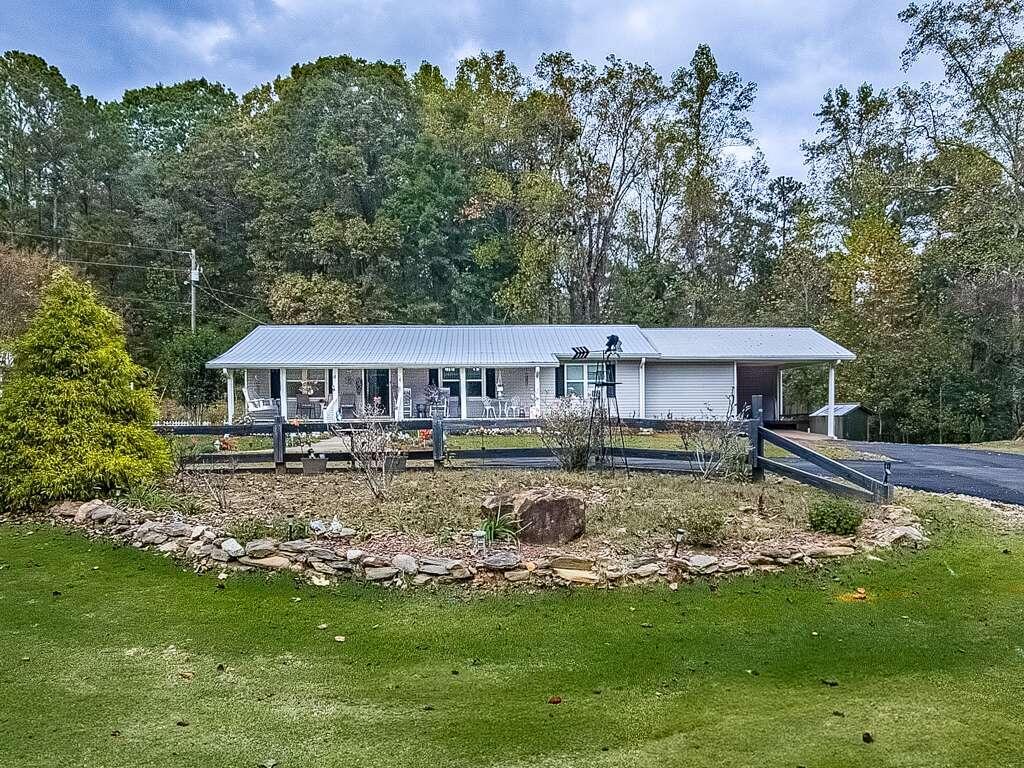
[511, 488, 586, 545]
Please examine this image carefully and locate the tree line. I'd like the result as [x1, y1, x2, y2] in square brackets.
[1, 0, 1022, 442]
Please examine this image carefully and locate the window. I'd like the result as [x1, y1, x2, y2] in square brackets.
[440, 367, 484, 398]
[286, 369, 326, 399]
[564, 363, 605, 398]
[441, 367, 460, 397]
[465, 367, 483, 397]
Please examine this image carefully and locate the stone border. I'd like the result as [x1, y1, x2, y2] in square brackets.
[43, 499, 931, 590]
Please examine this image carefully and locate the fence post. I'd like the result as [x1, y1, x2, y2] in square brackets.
[432, 415, 445, 471]
[273, 416, 285, 474]
[749, 394, 764, 482]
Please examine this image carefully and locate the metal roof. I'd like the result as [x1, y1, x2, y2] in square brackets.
[640, 327, 855, 362]
[809, 403, 870, 417]
[207, 324, 658, 369]
[207, 324, 855, 369]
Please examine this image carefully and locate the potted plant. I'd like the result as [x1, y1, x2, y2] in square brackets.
[291, 422, 329, 474]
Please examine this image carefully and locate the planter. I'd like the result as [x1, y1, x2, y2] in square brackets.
[301, 456, 329, 475]
[384, 455, 407, 473]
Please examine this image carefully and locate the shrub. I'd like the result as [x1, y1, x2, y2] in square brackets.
[679, 497, 727, 546]
[808, 497, 864, 535]
[540, 397, 602, 471]
[158, 328, 227, 423]
[0, 269, 171, 511]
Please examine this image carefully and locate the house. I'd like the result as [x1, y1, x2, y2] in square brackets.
[810, 403, 874, 441]
[206, 324, 854, 435]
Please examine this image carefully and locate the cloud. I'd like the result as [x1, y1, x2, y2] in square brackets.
[124, 11, 237, 64]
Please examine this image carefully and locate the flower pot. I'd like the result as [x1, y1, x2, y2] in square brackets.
[302, 456, 329, 475]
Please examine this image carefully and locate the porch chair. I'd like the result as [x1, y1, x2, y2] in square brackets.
[241, 386, 278, 423]
[402, 387, 413, 419]
[295, 391, 318, 420]
[481, 396, 498, 419]
[338, 391, 357, 420]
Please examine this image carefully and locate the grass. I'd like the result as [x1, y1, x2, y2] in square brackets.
[2, 520, 1023, 766]
[958, 439, 1024, 455]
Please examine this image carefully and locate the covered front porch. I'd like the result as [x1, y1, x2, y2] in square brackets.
[224, 365, 556, 424]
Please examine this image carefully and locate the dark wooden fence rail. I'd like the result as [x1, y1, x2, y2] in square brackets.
[160, 411, 895, 503]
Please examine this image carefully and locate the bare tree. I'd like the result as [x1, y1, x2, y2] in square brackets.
[539, 396, 604, 471]
[677, 396, 750, 480]
[334, 404, 404, 500]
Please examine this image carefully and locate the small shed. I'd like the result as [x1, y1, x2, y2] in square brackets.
[809, 403, 874, 441]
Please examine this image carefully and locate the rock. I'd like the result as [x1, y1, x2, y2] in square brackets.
[239, 555, 292, 570]
[628, 562, 661, 579]
[446, 563, 474, 581]
[51, 500, 82, 518]
[245, 538, 279, 558]
[190, 525, 206, 540]
[361, 555, 389, 568]
[309, 560, 338, 575]
[504, 569, 531, 582]
[482, 551, 521, 571]
[210, 547, 231, 562]
[308, 572, 330, 587]
[687, 554, 719, 574]
[550, 556, 594, 571]
[185, 541, 204, 559]
[279, 540, 312, 555]
[412, 573, 433, 587]
[75, 499, 105, 524]
[139, 531, 169, 545]
[512, 488, 586, 545]
[809, 546, 857, 558]
[217, 538, 243, 558]
[364, 566, 400, 581]
[419, 556, 457, 576]
[346, 549, 366, 563]
[157, 540, 181, 553]
[89, 504, 118, 523]
[746, 554, 775, 566]
[391, 554, 418, 574]
[161, 521, 192, 538]
[628, 556, 660, 569]
[874, 526, 929, 547]
[553, 568, 600, 584]
[481, 493, 514, 514]
[304, 545, 340, 561]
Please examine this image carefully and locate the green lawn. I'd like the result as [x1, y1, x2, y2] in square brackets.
[2, 523, 1023, 766]
[959, 439, 1024, 455]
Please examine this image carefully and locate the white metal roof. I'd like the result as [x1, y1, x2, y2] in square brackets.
[641, 327, 855, 362]
[207, 324, 855, 369]
[809, 403, 868, 417]
[207, 324, 658, 368]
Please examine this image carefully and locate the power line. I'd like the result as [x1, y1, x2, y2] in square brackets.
[197, 281, 266, 325]
[200, 283, 262, 302]
[8, 230, 191, 255]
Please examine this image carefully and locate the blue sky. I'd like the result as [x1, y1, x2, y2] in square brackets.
[1, 0, 940, 177]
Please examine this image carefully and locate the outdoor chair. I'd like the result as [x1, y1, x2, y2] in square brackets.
[481, 396, 498, 419]
[295, 391, 318, 420]
[402, 387, 413, 418]
[241, 386, 279, 423]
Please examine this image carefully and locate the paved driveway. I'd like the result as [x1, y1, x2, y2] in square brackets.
[796, 443, 1024, 506]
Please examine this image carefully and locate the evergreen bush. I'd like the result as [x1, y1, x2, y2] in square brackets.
[808, 497, 864, 536]
[0, 269, 171, 511]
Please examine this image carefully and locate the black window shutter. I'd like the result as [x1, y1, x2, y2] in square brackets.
[555, 366, 565, 397]
[485, 368, 496, 398]
[428, 368, 438, 387]
[270, 370, 281, 399]
[606, 363, 616, 399]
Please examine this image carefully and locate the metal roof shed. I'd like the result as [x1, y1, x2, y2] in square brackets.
[809, 403, 875, 441]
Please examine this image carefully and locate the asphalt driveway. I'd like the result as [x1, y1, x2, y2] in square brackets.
[793, 442, 1024, 506]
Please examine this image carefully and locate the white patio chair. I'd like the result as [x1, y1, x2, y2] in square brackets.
[481, 396, 498, 419]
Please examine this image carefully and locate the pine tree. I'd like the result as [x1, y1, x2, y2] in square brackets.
[0, 269, 171, 510]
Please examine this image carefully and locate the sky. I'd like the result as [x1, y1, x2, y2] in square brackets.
[0, 0, 942, 178]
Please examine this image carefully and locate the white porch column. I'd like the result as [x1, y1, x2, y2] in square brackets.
[396, 367, 404, 420]
[534, 366, 541, 416]
[827, 361, 837, 438]
[459, 367, 468, 419]
[279, 367, 288, 419]
[225, 369, 235, 425]
[777, 367, 784, 419]
[639, 357, 646, 418]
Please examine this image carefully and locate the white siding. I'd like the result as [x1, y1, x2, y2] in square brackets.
[644, 362, 736, 419]
[611, 361, 642, 418]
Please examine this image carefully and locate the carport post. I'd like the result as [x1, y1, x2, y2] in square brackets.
[827, 362, 837, 439]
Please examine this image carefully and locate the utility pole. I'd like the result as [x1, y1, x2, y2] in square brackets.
[189, 248, 199, 332]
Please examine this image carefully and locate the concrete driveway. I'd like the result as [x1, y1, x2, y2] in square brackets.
[800, 442, 1024, 506]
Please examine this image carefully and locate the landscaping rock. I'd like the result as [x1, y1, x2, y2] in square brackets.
[346, 549, 366, 563]
[88, 504, 118, 523]
[412, 573, 433, 587]
[550, 556, 594, 571]
[160, 521, 192, 537]
[504, 569, 531, 582]
[364, 566, 400, 581]
[687, 554, 719, 574]
[245, 538, 279, 558]
[512, 488, 586, 545]
[308, 572, 330, 587]
[628, 562, 661, 579]
[419, 556, 457, 576]
[51, 500, 82, 518]
[874, 526, 929, 547]
[220, 538, 245, 558]
[391, 554, 418, 574]
[158, 540, 181, 553]
[75, 499, 106, 524]
[278, 540, 313, 554]
[210, 547, 231, 562]
[446, 563, 474, 580]
[309, 560, 338, 575]
[482, 551, 521, 571]
[239, 555, 291, 570]
[553, 568, 600, 585]
[809, 546, 857, 558]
